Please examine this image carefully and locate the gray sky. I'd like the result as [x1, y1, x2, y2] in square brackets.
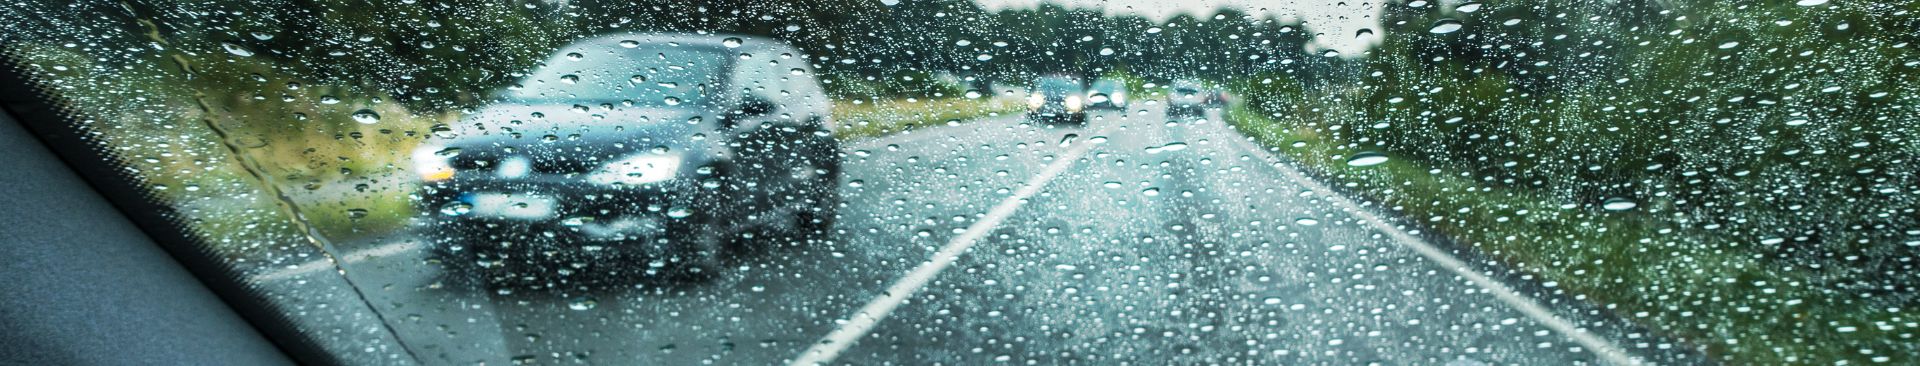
[971, 0, 1384, 54]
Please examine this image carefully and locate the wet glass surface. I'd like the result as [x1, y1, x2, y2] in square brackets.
[2, 0, 1914, 364]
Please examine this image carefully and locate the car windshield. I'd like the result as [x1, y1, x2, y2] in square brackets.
[2, 0, 1913, 365]
[511, 45, 727, 105]
[1034, 77, 1080, 95]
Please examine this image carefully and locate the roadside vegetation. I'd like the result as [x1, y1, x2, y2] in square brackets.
[832, 97, 1023, 140]
[1228, 1, 1916, 363]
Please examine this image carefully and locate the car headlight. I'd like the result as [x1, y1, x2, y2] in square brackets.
[411, 145, 456, 182]
[1112, 92, 1126, 105]
[1027, 92, 1045, 110]
[586, 154, 682, 186]
[1065, 95, 1083, 112]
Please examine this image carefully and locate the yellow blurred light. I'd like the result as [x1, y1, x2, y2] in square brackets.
[1027, 92, 1045, 110]
[421, 168, 456, 182]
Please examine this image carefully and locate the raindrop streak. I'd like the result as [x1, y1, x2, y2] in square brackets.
[1145, 142, 1188, 154]
[1429, 20, 1464, 34]
[1602, 198, 1638, 211]
[221, 42, 255, 57]
[350, 109, 381, 124]
[1347, 152, 1390, 167]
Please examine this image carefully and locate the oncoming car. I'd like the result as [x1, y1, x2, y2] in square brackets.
[411, 33, 841, 284]
[1085, 79, 1129, 110]
[1025, 75, 1087, 126]
[1165, 80, 1206, 120]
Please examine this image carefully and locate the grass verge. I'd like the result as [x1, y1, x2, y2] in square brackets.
[832, 97, 1023, 140]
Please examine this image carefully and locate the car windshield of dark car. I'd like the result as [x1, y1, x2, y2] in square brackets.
[511, 46, 726, 106]
[1035, 78, 1078, 96]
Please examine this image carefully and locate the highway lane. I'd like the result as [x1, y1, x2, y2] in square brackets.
[257, 104, 1704, 365]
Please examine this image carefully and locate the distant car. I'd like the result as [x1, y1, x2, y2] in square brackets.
[412, 33, 841, 283]
[1026, 75, 1087, 125]
[1202, 89, 1231, 108]
[1166, 80, 1206, 119]
[1085, 79, 1129, 110]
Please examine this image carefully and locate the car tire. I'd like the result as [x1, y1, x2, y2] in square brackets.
[798, 135, 841, 241]
[669, 223, 729, 281]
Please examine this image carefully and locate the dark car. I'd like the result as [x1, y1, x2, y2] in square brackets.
[411, 33, 841, 283]
[1166, 80, 1206, 120]
[1026, 76, 1087, 125]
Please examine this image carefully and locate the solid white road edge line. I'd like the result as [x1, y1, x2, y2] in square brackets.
[789, 128, 1105, 366]
[1218, 128, 1642, 366]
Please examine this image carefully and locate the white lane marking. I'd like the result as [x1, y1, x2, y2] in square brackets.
[249, 240, 421, 283]
[790, 128, 1106, 366]
[1216, 127, 1641, 366]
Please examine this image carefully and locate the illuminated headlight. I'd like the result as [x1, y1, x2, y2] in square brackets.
[586, 154, 682, 186]
[1112, 92, 1127, 105]
[1027, 92, 1045, 110]
[411, 145, 456, 182]
[1065, 95, 1084, 112]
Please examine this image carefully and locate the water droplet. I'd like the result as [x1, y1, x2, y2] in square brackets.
[350, 109, 381, 124]
[319, 95, 342, 104]
[560, 74, 579, 84]
[976, 54, 993, 61]
[667, 207, 693, 219]
[722, 37, 744, 48]
[568, 297, 598, 310]
[1601, 198, 1638, 211]
[1088, 93, 1110, 104]
[1456, 2, 1482, 12]
[1146, 27, 1163, 34]
[439, 202, 472, 217]
[1099, 48, 1115, 56]
[345, 208, 369, 219]
[1429, 20, 1464, 34]
[565, 52, 584, 61]
[1795, 0, 1828, 6]
[1295, 218, 1320, 226]
[879, 0, 900, 5]
[221, 42, 255, 57]
[1320, 49, 1341, 57]
[619, 40, 640, 48]
[1346, 152, 1389, 167]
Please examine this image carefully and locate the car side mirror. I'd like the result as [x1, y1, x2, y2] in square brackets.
[737, 95, 775, 117]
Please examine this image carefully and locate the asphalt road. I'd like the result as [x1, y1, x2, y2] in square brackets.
[263, 104, 1706, 365]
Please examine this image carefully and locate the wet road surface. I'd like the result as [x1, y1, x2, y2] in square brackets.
[265, 104, 1704, 365]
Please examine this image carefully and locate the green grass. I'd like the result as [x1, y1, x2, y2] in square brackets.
[1225, 105, 1907, 364]
[831, 97, 1023, 140]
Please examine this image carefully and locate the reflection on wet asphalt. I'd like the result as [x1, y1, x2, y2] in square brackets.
[304, 105, 1702, 365]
